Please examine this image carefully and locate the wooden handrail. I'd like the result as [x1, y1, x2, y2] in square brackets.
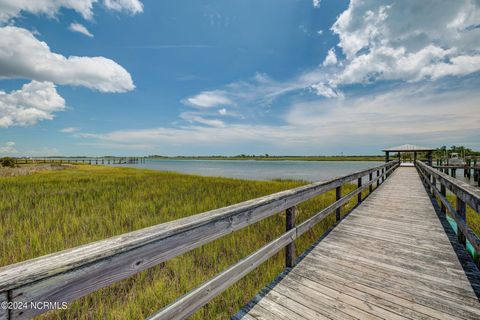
[0, 161, 399, 319]
[417, 161, 480, 212]
[416, 160, 480, 265]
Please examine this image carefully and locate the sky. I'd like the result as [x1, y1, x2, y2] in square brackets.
[0, 0, 479, 157]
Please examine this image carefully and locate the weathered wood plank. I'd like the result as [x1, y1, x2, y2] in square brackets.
[291, 266, 469, 320]
[0, 292, 8, 320]
[267, 282, 358, 320]
[262, 289, 330, 320]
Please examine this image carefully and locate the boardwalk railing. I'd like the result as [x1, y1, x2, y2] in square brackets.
[432, 164, 480, 186]
[0, 161, 399, 320]
[416, 160, 480, 266]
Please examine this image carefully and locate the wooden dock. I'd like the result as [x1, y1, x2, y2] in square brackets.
[235, 166, 480, 320]
[1, 160, 480, 319]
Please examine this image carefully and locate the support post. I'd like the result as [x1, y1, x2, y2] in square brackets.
[440, 184, 446, 214]
[369, 172, 373, 193]
[427, 151, 433, 166]
[357, 177, 362, 203]
[457, 196, 466, 245]
[385, 151, 389, 163]
[414, 152, 417, 162]
[376, 170, 380, 188]
[336, 186, 342, 222]
[285, 206, 296, 268]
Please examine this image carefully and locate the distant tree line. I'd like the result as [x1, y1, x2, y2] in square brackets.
[433, 145, 480, 159]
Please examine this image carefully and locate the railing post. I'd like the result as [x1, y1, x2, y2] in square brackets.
[440, 184, 446, 214]
[456, 196, 466, 245]
[381, 168, 385, 183]
[336, 186, 342, 221]
[357, 177, 362, 203]
[369, 172, 373, 193]
[285, 206, 296, 268]
[376, 170, 380, 188]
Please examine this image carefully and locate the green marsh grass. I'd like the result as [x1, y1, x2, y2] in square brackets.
[0, 165, 364, 319]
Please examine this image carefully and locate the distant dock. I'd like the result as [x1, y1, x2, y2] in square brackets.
[13, 157, 146, 165]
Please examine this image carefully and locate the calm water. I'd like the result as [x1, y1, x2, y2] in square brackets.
[114, 159, 384, 182]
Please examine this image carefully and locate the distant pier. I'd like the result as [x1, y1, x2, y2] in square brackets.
[13, 157, 146, 165]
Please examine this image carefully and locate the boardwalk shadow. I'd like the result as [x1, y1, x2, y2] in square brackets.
[427, 192, 480, 301]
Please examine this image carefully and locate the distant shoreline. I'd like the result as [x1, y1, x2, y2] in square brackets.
[147, 156, 384, 161]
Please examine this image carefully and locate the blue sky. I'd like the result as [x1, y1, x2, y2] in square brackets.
[1, 0, 479, 156]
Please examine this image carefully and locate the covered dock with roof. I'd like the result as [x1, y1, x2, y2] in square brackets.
[382, 144, 435, 165]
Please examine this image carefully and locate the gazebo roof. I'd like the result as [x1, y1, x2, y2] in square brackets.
[382, 144, 434, 152]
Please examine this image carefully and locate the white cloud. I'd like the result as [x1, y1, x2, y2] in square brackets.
[0, 141, 16, 154]
[0, 0, 144, 23]
[329, 0, 480, 87]
[77, 84, 480, 153]
[181, 2, 480, 108]
[310, 83, 342, 98]
[184, 90, 233, 108]
[103, 0, 143, 14]
[61, 127, 79, 133]
[322, 48, 337, 66]
[69, 23, 93, 37]
[0, 81, 65, 128]
[0, 26, 134, 92]
[179, 112, 225, 128]
[312, 0, 321, 9]
[218, 108, 227, 115]
[0, 0, 96, 22]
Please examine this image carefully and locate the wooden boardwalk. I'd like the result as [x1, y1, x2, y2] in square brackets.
[236, 167, 480, 320]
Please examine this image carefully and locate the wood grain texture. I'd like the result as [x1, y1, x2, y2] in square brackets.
[285, 207, 296, 268]
[238, 167, 480, 320]
[0, 292, 8, 320]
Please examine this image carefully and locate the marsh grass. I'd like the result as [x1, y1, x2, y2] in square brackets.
[0, 165, 362, 319]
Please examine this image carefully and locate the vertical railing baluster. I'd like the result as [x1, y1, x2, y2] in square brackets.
[369, 172, 373, 193]
[357, 178, 362, 203]
[456, 196, 466, 245]
[336, 186, 342, 222]
[285, 206, 296, 268]
[440, 184, 446, 214]
[376, 170, 380, 188]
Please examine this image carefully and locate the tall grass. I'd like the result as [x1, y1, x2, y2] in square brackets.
[0, 165, 362, 319]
